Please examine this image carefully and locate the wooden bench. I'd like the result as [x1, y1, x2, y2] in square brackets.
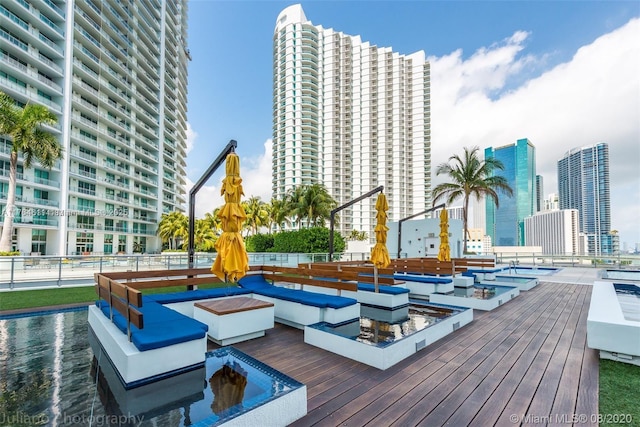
[451, 257, 496, 274]
[391, 258, 456, 276]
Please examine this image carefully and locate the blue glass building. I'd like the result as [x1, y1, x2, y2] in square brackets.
[485, 139, 536, 246]
[557, 143, 611, 255]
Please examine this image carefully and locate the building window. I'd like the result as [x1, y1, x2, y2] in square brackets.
[104, 234, 113, 254]
[118, 235, 127, 252]
[31, 229, 46, 254]
[76, 232, 94, 254]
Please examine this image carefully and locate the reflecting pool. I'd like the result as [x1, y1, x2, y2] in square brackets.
[0, 309, 303, 426]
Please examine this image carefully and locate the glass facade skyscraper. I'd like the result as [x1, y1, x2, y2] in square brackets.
[557, 143, 611, 255]
[0, 0, 189, 255]
[485, 138, 536, 246]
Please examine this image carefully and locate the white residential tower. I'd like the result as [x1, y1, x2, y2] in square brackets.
[272, 4, 431, 241]
[0, 0, 189, 255]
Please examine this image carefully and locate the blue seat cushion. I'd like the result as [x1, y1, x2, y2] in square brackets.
[96, 298, 208, 351]
[146, 287, 250, 304]
[252, 287, 357, 309]
[394, 274, 452, 284]
[315, 294, 358, 309]
[238, 275, 272, 290]
[465, 267, 503, 273]
[130, 317, 207, 352]
[357, 283, 410, 295]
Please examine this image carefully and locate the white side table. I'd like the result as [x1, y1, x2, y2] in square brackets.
[194, 297, 275, 345]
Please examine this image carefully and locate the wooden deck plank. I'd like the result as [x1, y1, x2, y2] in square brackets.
[470, 284, 578, 426]
[496, 284, 586, 425]
[549, 286, 590, 426]
[417, 283, 572, 426]
[524, 285, 588, 425]
[221, 282, 597, 427]
[371, 288, 556, 427]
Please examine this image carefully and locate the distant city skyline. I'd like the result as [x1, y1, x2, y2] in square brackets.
[184, 2, 639, 246]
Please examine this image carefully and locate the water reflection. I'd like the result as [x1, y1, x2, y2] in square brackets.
[0, 311, 302, 426]
[208, 361, 247, 415]
[315, 303, 462, 347]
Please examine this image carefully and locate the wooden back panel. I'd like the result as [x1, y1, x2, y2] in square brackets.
[94, 274, 144, 332]
[391, 258, 455, 275]
[261, 265, 358, 292]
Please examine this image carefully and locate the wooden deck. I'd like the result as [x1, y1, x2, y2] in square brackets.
[210, 282, 598, 426]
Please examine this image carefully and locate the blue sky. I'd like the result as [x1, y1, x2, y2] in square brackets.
[184, 1, 640, 247]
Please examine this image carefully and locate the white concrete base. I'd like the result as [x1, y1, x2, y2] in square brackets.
[194, 304, 274, 346]
[486, 275, 539, 291]
[429, 286, 520, 311]
[322, 303, 361, 324]
[404, 280, 454, 297]
[304, 307, 473, 370]
[251, 294, 360, 329]
[88, 306, 206, 386]
[453, 276, 474, 288]
[221, 385, 307, 427]
[587, 281, 640, 364]
[342, 289, 408, 309]
[303, 284, 409, 309]
[90, 330, 207, 416]
[361, 305, 410, 323]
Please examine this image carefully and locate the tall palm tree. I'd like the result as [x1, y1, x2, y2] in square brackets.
[184, 219, 217, 252]
[202, 210, 222, 235]
[0, 92, 62, 252]
[300, 183, 336, 228]
[432, 146, 513, 253]
[284, 185, 307, 230]
[157, 211, 188, 250]
[268, 197, 289, 232]
[244, 196, 268, 235]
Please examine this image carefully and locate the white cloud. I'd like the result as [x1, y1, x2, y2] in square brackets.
[240, 139, 273, 202]
[184, 177, 219, 219]
[185, 122, 197, 155]
[184, 139, 273, 218]
[430, 18, 640, 244]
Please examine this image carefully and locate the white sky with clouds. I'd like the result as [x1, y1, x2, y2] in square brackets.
[186, 17, 640, 246]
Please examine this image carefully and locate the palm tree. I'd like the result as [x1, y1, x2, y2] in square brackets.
[186, 219, 217, 252]
[300, 183, 336, 227]
[268, 197, 289, 232]
[244, 196, 268, 235]
[202, 210, 222, 235]
[0, 92, 62, 252]
[284, 185, 307, 230]
[157, 211, 188, 250]
[432, 146, 513, 253]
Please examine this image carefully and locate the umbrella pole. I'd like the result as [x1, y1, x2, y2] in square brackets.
[374, 265, 379, 293]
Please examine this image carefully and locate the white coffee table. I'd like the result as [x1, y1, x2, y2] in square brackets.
[194, 297, 275, 345]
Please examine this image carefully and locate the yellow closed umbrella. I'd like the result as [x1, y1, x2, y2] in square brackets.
[370, 193, 390, 292]
[211, 152, 249, 282]
[437, 208, 451, 261]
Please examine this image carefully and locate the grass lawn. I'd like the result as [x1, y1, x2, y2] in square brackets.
[0, 282, 232, 312]
[599, 359, 640, 425]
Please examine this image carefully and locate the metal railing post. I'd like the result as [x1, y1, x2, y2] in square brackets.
[58, 258, 62, 287]
[10, 258, 15, 290]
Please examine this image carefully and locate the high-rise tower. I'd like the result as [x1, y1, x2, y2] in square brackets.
[272, 4, 431, 241]
[0, 0, 189, 255]
[485, 138, 536, 246]
[558, 143, 612, 255]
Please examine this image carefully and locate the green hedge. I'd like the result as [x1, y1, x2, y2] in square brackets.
[273, 227, 345, 253]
